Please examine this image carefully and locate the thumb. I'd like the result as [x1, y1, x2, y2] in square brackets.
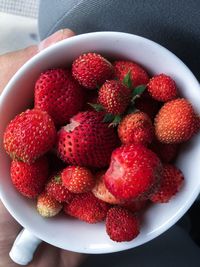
[0, 28, 75, 93]
[38, 28, 75, 51]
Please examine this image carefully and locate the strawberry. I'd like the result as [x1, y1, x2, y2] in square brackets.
[3, 109, 56, 163]
[72, 53, 114, 89]
[34, 68, 85, 126]
[120, 200, 149, 213]
[150, 140, 178, 163]
[57, 111, 119, 168]
[61, 166, 95, 193]
[150, 164, 184, 203]
[37, 192, 62, 217]
[135, 94, 161, 121]
[106, 207, 140, 242]
[98, 80, 131, 115]
[10, 156, 49, 198]
[155, 98, 198, 143]
[147, 74, 178, 102]
[45, 173, 74, 203]
[113, 60, 149, 87]
[104, 144, 162, 201]
[92, 171, 121, 204]
[118, 111, 154, 145]
[64, 192, 110, 223]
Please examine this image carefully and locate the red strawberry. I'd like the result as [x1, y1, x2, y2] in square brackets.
[45, 173, 74, 203]
[72, 53, 114, 89]
[118, 111, 154, 145]
[34, 68, 85, 125]
[147, 74, 178, 102]
[150, 164, 184, 203]
[106, 207, 140, 242]
[10, 156, 49, 198]
[155, 98, 198, 143]
[104, 144, 163, 201]
[135, 94, 161, 121]
[37, 192, 62, 217]
[3, 109, 56, 163]
[150, 140, 179, 163]
[113, 60, 149, 87]
[64, 192, 110, 223]
[61, 166, 95, 193]
[57, 111, 119, 168]
[120, 200, 149, 213]
[92, 171, 121, 204]
[98, 80, 131, 115]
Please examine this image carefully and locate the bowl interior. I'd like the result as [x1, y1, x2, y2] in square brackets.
[0, 32, 200, 253]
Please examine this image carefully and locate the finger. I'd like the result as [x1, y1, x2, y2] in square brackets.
[60, 250, 86, 267]
[0, 201, 21, 267]
[38, 28, 75, 51]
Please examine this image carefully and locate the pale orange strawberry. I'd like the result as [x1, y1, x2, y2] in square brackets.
[118, 112, 154, 145]
[37, 192, 62, 217]
[92, 171, 121, 204]
[155, 98, 198, 143]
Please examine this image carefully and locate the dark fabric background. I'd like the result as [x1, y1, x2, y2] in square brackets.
[38, 0, 200, 81]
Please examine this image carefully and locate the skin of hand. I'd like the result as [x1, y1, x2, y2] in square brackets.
[0, 29, 85, 267]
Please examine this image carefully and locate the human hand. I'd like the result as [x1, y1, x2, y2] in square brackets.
[0, 28, 84, 267]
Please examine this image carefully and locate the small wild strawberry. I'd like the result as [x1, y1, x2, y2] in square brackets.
[98, 80, 131, 115]
[64, 192, 110, 223]
[45, 173, 74, 203]
[10, 156, 49, 198]
[34, 68, 85, 125]
[147, 74, 178, 102]
[37, 192, 62, 217]
[113, 60, 149, 87]
[61, 166, 95, 193]
[118, 111, 154, 145]
[72, 53, 114, 89]
[3, 109, 56, 163]
[155, 98, 198, 143]
[92, 171, 121, 204]
[150, 164, 184, 203]
[106, 207, 140, 242]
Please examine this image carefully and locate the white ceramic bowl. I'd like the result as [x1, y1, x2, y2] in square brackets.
[0, 32, 200, 257]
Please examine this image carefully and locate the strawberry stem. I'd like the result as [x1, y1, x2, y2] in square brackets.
[88, 103, 104, 112]
[109, 115, 122, 127]
[122, 71, 132, 89]
[103, 113, 115, 123]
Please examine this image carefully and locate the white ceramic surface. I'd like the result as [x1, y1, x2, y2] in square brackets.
[0, 32, 200, 255]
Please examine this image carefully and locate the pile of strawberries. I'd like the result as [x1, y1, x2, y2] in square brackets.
[3, 52, 199, 242]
